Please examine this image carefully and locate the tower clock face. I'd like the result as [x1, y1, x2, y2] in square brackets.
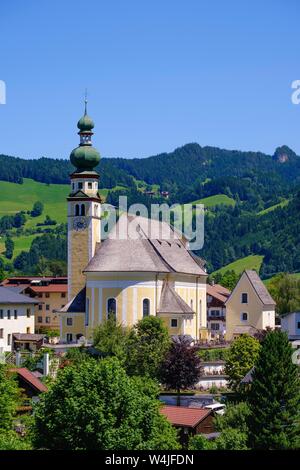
[73, 218, 87, 231]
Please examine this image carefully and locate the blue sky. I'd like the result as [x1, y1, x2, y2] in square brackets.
[0, 0, 300, 160]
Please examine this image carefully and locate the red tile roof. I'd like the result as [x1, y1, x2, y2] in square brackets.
[160, 406, 211, 428]
[207, 284, 231, 303]
[9, 367, 48, 393]
[26, 285, 67, 293]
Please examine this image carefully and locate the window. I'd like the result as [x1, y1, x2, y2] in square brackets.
[72, 183, 75, 191]
[81, 204, 85, 216]
[46, 305, 50, 311]
[61, 292, 66, 298]
[45, 317, 50, 324]
[38, 293, 43, 298]
[0, 329, 3, 339]
[7, 334, 11, 346]
[45, 292, 50, 298]
[107, 298, 117, 319]
[38, 316, 42, 323]
[171, 319, 178, 328]
[38, 304, 43, 311]
[66, 333, 73, 343]
[0, 309, 3, 319]
[78, 182, 83, 190]
[75, 204, 80, 216]
[61, 305, 65, 308]
[26, 327, 30, 334]
[14, 310, 18, 319]
[190, 299, 193, 310]
[211, 323, 220, 330]
[94, 204, 99, 217]
[7, 310, 11, 320]
[85, 298, 89, 326]
[241, 293, 248, 304]
[26, 308, 31, 318]
[241, 312, 248, 321]
[67, 318, 73, 326]
[143, 299, 150, 317]
[88, 182, 92, 189]
[297, 322, 300, 330]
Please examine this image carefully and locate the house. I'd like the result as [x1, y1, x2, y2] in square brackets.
[281, 311, 300, 341]
[0, 286, 37, 353]
[196, 360, 228, 390]
[1, 276, 68, 332]
[57, 103, 208, 343]
[9, 367, 47, 413]
[12, 333, 45, 352]
[160, 405, 214, 447]
[225, 270, 276, 341]
[206, 283, 230, 340]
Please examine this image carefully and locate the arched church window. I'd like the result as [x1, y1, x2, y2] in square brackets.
[143, 298, 150, 317]
[94, 204, 98, 217]
[107, 298, 117, 320]
[81, 204, 85, 216]
[190, 299, 193, 310]
[75, 204, 80, 216]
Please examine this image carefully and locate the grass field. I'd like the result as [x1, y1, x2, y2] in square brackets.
[192, 194, 236, 208]
[212, 254, 264, 276]
[258, 198, 289, 216]
[0, 178, 112, 229]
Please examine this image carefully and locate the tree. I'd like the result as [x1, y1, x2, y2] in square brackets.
[189, 434, 215, 450]
[0, 365, 20, 430]
[36, 256, 52, 276]
[126, 316, 170, 379]
[4, 236, 14, 259]
[160, 336, 202, 405]
[213, 428, 248, 450]
[214, 402, 250, 435]
[32, 357, 179, 450]
[31, 201, 44, 217]
[268, 273, 300, 315]
[93, 317, 130, 364]
[225, 334, 260, 392]
[247, 330, 300, 449]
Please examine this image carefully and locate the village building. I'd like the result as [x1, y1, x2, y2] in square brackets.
[225, 270, 276, 341]
[160, 405, 214, 447]
[58, 103, 208, 342]
[281, 311, 300, 341]
[1, 276, 68, 332]
[206, 283, 230, 340]
[0, 286, 37, 353]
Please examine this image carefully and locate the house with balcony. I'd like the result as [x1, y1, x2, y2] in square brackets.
[206, 283, 230, 340]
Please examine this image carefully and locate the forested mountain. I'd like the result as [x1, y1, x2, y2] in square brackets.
[0, 143, 299, 277]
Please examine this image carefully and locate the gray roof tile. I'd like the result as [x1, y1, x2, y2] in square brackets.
[245, 270, 276, 305]
[158, 281, 194, 314]
[0, 286, 38, 305]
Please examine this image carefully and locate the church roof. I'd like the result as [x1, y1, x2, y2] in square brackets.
[157, 281, 194, 314]
[57, 288, 86, 313]
[84, 214, 207, 276]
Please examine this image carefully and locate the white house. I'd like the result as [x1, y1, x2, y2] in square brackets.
[0, 286, 37, 353]
[281, 311, 300, 341]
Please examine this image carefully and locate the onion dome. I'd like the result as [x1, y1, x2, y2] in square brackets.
[70, 145, 100, 170]
[70, 98, 100, 171]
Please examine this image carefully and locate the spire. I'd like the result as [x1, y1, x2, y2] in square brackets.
[84, 88, 88, 115]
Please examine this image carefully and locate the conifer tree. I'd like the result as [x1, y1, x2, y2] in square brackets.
[247, 330, 300, 449]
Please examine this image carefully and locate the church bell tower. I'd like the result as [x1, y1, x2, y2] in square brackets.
[67, 100, 101, 300]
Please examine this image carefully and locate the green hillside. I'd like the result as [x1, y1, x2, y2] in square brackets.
[212, 255, 264, 276]
[0, 178, 111, 228]
[0, 234, 43, 259]
[258, 198, 289, 216]
[192, 194, 236, 208]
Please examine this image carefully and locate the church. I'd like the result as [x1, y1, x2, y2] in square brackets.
[58, 103, 208, 342]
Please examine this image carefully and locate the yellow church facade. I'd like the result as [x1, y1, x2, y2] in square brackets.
[59, 103, 208, 342]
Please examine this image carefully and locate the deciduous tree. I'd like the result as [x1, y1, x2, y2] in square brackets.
[225, 334, 260, 392]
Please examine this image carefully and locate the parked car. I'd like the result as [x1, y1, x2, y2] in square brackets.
[204, 403, 226, 415]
